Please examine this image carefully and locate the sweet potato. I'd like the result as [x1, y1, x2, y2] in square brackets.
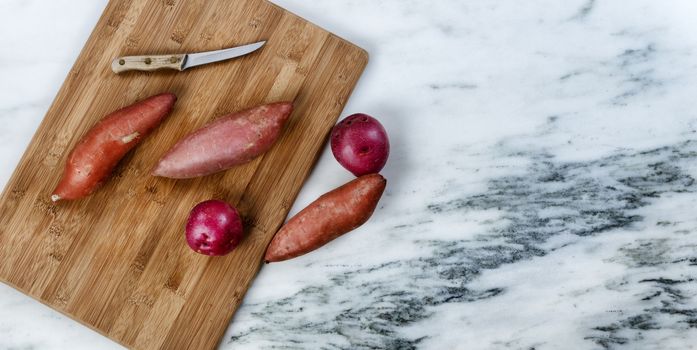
[51, 93, 176, 202]
[264, 173, 386, 263]
[151, 102, 293, 179]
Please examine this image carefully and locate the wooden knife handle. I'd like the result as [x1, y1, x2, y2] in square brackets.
[111, 54, 186, 73]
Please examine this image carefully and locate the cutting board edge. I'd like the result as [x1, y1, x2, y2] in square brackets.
[0, 2, 135, 344]
[0, 0, 116, 205]
[264, 0, 370, 63]
[211, 55, 369, 350]
[0, 276, 132, 349]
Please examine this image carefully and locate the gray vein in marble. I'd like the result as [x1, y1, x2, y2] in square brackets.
[569, 0, 596, 21]
[586, 237, 697, 348]
[228, 137, 697, 349]
[428, 83, 478, 90]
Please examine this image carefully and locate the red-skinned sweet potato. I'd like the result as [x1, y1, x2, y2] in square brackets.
[264, 173, 387, 263]
[51, 93, 176, 202]
[151, 102, 293, 179]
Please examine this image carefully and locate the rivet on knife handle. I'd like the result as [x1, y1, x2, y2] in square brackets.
[111, 54, 187, 74]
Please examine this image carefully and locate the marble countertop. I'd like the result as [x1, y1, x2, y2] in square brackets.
[2, 0, 697, 349]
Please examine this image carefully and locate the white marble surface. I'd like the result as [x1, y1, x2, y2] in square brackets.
[2, 0, 697, 349]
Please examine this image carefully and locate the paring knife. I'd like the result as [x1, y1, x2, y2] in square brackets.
[111, 41, 266, 74]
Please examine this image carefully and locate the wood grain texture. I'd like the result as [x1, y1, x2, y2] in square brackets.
[0, 0, 368, 349]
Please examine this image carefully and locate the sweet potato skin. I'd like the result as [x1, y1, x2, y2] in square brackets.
[51, 93, 176, 201]
[151, 102, 293, 179]
[264, 174, 387, 262]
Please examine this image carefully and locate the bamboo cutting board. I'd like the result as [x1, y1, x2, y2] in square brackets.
[0, 0, 367, 349]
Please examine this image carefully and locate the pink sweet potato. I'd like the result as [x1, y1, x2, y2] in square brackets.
[51, 93, 176, 202]
[152, 102, 293, 179]
[264, 173, 387, 263]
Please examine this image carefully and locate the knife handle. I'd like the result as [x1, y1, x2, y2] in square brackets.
[111, 54, 186, 74]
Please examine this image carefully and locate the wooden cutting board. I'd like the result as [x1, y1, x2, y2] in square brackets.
[0, 0, 367, 349]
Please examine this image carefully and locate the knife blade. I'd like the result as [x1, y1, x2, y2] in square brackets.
[111, 41, 266, 74]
